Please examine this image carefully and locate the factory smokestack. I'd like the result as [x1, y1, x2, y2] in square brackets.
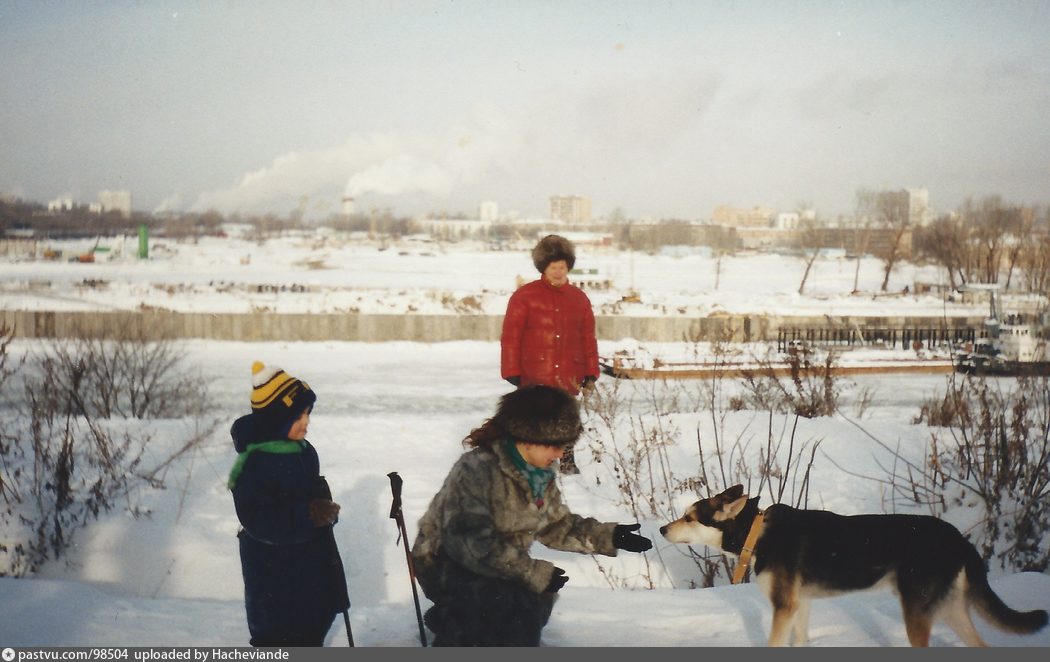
[341, 196, 355, 217]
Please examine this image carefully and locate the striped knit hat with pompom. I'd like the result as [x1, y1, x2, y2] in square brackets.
[250, 361, 316, 428]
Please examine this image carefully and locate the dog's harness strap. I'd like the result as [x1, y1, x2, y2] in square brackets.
[731, 511, 765, 584]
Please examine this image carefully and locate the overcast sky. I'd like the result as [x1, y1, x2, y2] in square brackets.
[2, 1, 1048, 221]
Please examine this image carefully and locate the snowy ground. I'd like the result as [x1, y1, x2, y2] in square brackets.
[0, 232, 980, 319]
[1, 233, 1048, 649]
[0, 339, 1048, 649]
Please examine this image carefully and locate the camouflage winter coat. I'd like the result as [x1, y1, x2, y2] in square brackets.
[411, 440, 619, 596]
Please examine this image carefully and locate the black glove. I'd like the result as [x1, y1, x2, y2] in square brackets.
[581, 375, 597, 390]
[505, 376, 521, 387]
[544, 567, 569, 593]
[613, 523, 653, 552]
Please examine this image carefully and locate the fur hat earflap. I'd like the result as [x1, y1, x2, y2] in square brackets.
[250, 361, 316, 430]
[494, 385, 582, 447]
[532, 234, 576, 273]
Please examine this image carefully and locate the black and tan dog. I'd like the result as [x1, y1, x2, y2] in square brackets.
[660, 484, 1048, 647]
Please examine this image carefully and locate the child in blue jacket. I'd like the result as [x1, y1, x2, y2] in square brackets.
[228, 361, 349, 647]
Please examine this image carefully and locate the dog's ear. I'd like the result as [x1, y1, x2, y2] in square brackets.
[723, 484, 745, 501]
[714, 495, 749, 522]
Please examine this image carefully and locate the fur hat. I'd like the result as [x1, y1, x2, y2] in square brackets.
[493, 385, 582, 447]
[250, 361, 316, 429]
[531, 234, 576, 273]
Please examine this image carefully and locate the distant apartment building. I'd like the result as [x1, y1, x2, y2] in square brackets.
[98, 189, 133, 217]
[549, 195, 591, 223]
[774, 208, 817, 230]
[906, 188, 930, 226]
[626, 221, 738, 252]
[478, 200, 499, 222]
[418, 217, 492, 240]
[859, 188, 930, 228]
[47, 197, 74, 212]
[712, 204, 774, 228]
[775, 212, 800, 230]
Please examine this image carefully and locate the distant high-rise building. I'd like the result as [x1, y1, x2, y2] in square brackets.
[549, 195, 591, 223]
[861, 188, 930, 228]
[479, 200, 499, 222]
[906, 188, 930, 226]
[98, 190, 132, 217]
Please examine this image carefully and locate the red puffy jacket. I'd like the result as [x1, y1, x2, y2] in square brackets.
[500, 277, 599, 396]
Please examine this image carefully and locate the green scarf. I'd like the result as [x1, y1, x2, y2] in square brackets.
[504, 438, 555, 506]
[227, 440, 303, 490]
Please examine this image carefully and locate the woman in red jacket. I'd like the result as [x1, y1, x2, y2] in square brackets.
[501, 234, 599, 472]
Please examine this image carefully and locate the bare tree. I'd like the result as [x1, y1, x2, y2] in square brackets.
[795, 219, 824, 295]
[851, 218, 873, 295]
[1019, 231, 1050, 294]
[963, 196, 1022, 285]
[856, 188, 911, 292]
[1003, 207, 1036, 291]
[915, 214, 969, 288]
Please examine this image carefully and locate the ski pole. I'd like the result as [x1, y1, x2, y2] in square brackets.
[317, 476, 354, 647]
[342, 610, 354, 647]
[387, 471, 428, 647]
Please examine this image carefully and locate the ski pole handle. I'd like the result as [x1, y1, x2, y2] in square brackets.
[386, 470, 428, 646]
[387, 471, 403, 519]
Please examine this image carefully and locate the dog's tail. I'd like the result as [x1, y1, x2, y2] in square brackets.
[965, 553, 1048, 634]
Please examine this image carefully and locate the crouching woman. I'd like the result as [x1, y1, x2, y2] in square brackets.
[410, 384, 652, 646]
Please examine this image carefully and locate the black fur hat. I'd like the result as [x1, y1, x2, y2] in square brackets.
[493, 385, 583, 447]
[531, 234, 576, 273]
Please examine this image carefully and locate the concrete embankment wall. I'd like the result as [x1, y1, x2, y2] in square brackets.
[0, 309, 987, 343]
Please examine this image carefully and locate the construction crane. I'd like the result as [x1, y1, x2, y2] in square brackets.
[75, 237, 101, 263]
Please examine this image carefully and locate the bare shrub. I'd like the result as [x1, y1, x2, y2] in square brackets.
[852, 382, 876, 419]
[0, 324, 24, 508]
[912, 380, 971, 427]
[877, 374, 1050, 573]
[738, 346, 841, 418]
[30, 323, 206, 419]
[0, 327, 218, 577]
[581, 340, 828, 589]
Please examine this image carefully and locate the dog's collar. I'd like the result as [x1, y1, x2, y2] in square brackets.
[731, 510, 765, 584]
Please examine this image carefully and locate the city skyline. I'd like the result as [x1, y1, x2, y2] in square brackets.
[2, 1, 1048, 221]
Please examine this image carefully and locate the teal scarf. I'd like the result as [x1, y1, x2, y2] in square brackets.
[227, 440, 303, 490]
[504, 438, 555, 507]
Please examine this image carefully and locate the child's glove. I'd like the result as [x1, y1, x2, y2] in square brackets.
[613, 523, 652, 552]
[308, 499, 341, 527]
